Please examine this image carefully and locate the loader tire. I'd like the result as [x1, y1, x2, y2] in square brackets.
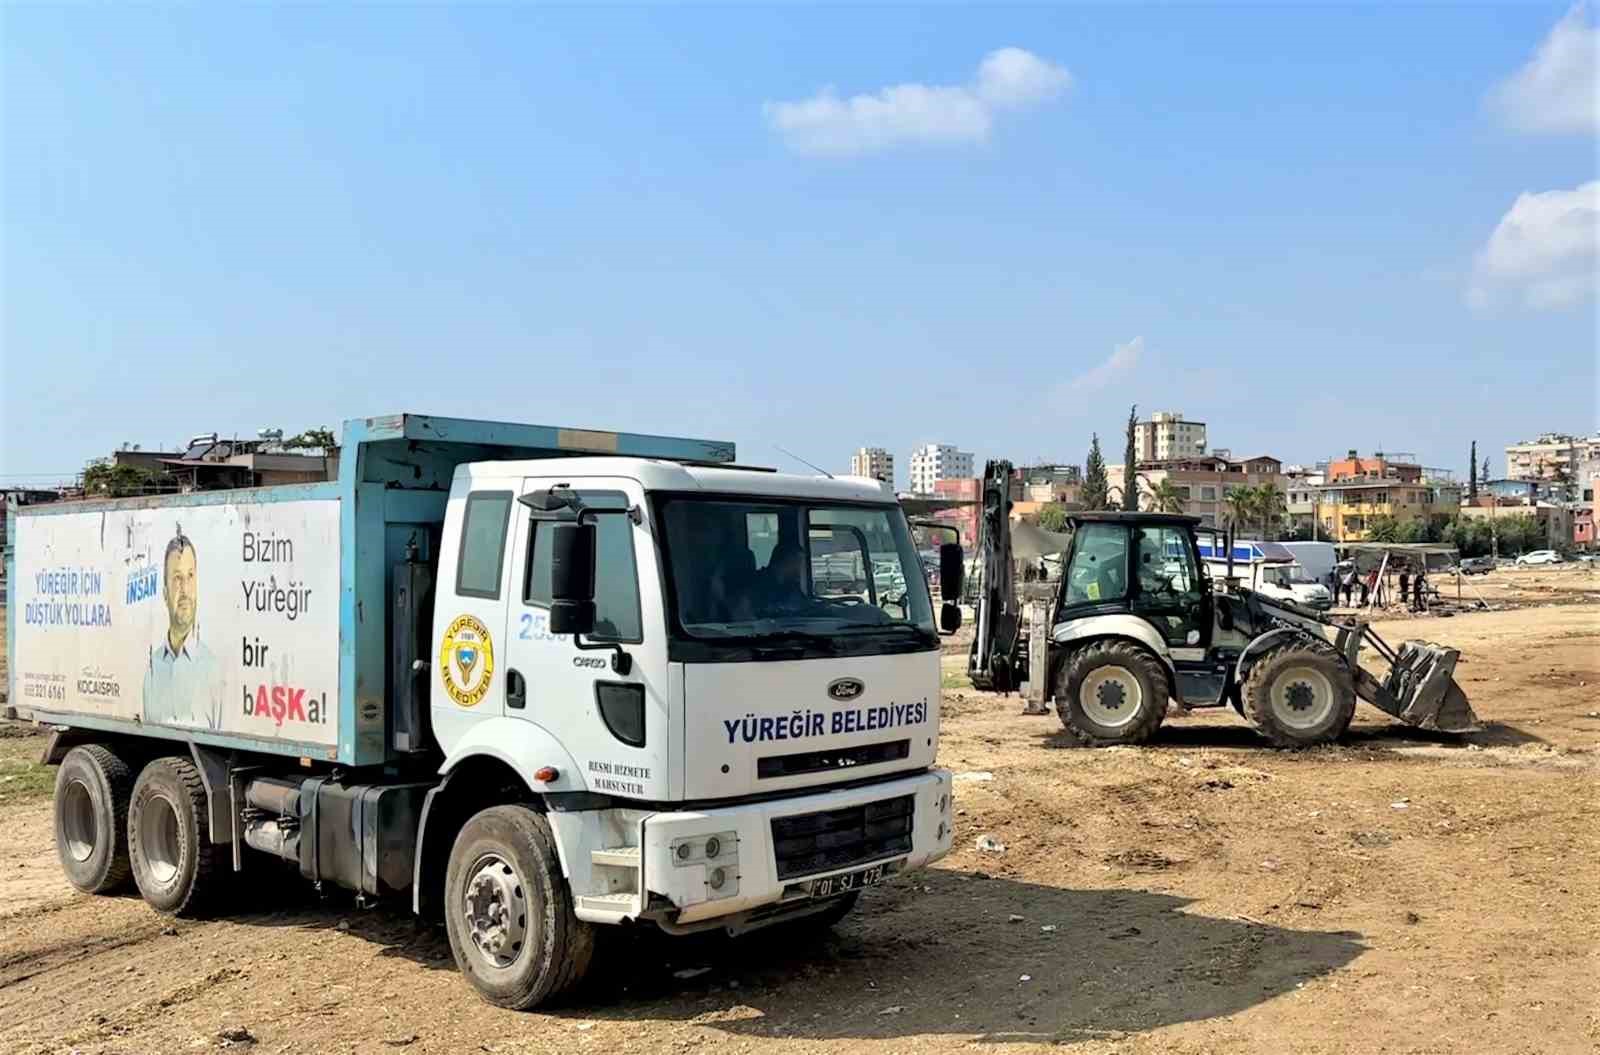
[128, 756, 224, 917]
[54, 744, 135, 895]
[444, 805, 596, 1010]
[1056, 641, 1169, 746]
[1242, 644, 1356, 748]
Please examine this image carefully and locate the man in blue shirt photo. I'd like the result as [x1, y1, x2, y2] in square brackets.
[142, 529, 223, 730]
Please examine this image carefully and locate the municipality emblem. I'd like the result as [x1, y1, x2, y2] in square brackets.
[440, 614, 494, 707]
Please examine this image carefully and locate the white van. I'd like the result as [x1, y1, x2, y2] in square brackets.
[1198, 539, 1333, 610]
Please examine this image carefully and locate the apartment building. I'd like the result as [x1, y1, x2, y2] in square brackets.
[1133, 411, 1208, 461]
[1107, 454, 1285, 527]
[849, 447, 894, 485]
[909, 443, 974, 495]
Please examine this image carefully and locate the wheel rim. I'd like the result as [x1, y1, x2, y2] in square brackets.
[462, 853, 529, 970]
[139, 793, 183, 887]
[1079, 667, 1144, 729]
[61, 780, 97, 863]
[1271, 665, 1337, 730]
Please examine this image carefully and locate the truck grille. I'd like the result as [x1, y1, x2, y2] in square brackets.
[771, 795, 914, 880]
[757, 739, 910, 780]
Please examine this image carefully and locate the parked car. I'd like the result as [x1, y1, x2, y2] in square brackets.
[1515, 549, 1563, 566]
[1459, 556, 1496, 575]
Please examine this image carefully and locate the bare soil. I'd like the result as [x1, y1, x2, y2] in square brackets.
[0, 603, 1596, 1054]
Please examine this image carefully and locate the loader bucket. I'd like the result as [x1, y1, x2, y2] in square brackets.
[1355, 641, 1479, 733]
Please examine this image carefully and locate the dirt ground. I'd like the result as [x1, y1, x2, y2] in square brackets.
[1, 601, 1597, 1054]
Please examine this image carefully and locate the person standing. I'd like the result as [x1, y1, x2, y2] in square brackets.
[1398, 565, 1412, 606]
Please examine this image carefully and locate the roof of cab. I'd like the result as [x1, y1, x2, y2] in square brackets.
[455, 457, 897, 504]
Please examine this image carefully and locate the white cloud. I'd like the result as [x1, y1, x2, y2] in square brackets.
[1487, 3, 1598, 135]
[1468, 181, 1599, 310]
[763, 47, 1070, 156]
[1069, 337, 1144, 392]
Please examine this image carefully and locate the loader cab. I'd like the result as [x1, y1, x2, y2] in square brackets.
[1054, 513, 1212, 653]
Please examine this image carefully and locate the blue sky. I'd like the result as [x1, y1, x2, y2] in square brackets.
[3, 3, 1595, 490]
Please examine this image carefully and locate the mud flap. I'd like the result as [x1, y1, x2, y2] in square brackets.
[1354, 642, 1479, 733]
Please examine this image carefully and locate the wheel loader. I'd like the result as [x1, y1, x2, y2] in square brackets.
[966, 461, 1477, 747]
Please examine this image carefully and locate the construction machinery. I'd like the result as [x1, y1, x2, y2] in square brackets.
[967, 461, 1477, 747]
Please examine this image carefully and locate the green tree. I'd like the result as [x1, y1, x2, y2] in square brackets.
[1363, 513, 1403, 543]
[1121, 405, 1139, 511]
[1481, 455, 1492, 485]
[284, 427, 337, 451]
[1082, 434, 1110, 511]
[1395, 518, 1435, 544]
[82, 462, 166, 497]
[1143, 477, 1185, 514]
[1036, 503, 1070, 533]
[1256, 482, 1287, 540]
[1223, 485, 1257, 534]
[1498, 513, 1544, 555]
[1468, 441, 1478, 500]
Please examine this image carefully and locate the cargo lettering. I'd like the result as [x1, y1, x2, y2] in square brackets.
[25, 566, 111, 630]
[240, 577, 313, 621]
[722, 698, 930, 744]
[243, 685, 327, 728]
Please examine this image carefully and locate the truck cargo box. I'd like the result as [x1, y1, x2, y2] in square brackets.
[5, 413, 733, 766]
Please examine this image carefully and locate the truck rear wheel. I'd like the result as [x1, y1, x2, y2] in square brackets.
[444, 805, 595, 1009]
[54, 745, 135, 894]
[1242, 644, 1356, 747]
[1055, 641, 1169, 746]
[128, 756, 223, 916]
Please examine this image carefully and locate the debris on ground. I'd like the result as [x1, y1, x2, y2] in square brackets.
[975, 835, 1006, 853]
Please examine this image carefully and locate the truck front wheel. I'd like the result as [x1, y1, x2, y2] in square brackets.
[444, 805, 596, 1010]
[128, 756, 223, 916]
[54, 744, 135, 894]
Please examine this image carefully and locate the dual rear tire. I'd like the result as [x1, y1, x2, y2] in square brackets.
[54, 747, 222, 916]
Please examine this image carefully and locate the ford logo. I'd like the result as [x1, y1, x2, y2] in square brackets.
[827, 678, 865, 702]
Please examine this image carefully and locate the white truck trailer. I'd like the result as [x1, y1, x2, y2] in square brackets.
[5, 414, 963, 1009]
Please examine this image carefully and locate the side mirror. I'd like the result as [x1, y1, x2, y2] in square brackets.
[939, 543, 964, 599]
[940, 601, 963, 633]
[548, 521, 596, 637]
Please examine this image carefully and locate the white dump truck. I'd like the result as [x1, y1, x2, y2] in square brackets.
[5, 414, 963, 1009]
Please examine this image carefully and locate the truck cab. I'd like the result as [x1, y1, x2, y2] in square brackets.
[427, 458, 955, 936]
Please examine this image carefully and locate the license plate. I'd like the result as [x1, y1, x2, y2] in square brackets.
[811, 863, 886, 898]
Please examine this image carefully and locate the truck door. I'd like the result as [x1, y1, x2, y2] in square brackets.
[434, 485, 517, 727]
[501, 478, 670, 801]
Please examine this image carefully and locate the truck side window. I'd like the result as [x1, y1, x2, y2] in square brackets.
[524, 491, 642, 642]
[457, 491, 513, 599]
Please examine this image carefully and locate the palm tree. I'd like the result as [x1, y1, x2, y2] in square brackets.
[1223, 486, 1257, 535]
[1256, 483, 1287, 540]
[1143, 477, 1186, 514]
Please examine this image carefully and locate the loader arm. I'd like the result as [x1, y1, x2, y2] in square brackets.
[1236, 587, 1479, 733]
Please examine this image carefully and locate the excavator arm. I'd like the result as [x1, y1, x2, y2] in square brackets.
[968, 460, 1023, 692]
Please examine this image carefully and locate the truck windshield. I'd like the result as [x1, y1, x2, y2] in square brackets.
[655, 496, 937, 657]
[1263, 564, 1316, 587]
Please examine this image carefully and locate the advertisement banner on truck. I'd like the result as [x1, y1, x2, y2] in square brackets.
[12, 500, 340, 747]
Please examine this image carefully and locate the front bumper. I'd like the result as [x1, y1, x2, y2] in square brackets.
[640, 768, 954, 924]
